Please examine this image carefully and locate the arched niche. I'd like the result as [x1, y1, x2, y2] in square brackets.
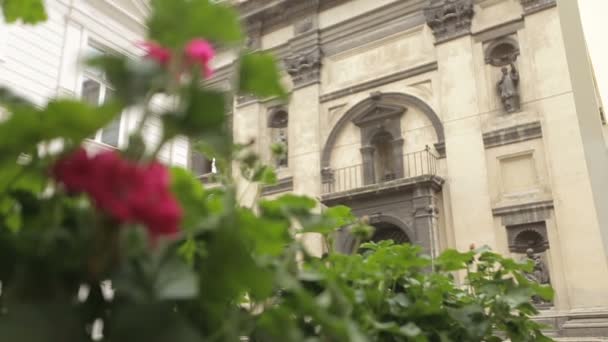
[321, 92, 445, 172]
[484, 36, 520, 67]
[268, 106, 289, 168]
[334, 214, 415, 254]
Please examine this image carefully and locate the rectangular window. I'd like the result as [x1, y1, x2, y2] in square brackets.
[81, 43, 123, 147]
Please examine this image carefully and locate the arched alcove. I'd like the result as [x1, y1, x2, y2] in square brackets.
[321, 92, 445, 170]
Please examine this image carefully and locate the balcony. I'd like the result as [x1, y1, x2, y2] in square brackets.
[321, 148, 443, 203]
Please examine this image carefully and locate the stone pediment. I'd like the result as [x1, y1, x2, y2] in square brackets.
[351, 102, 406, 127]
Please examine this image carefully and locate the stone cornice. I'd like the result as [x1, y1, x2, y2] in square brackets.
[320, 62, 438, 103]
[483, 121, 543, 149]
[238, 0, 349, 33]
[261, 176, 294, 195]
[520, 0, 557, 16]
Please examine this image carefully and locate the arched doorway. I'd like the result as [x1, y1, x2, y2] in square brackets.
[370, 221, 411, 244]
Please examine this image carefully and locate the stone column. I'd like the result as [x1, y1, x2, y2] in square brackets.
[285, 8, 324, 256]
[425, 0, 498, 251]
[360, 145, 375, 185]
[412, 184, 440, 258]
[391, 138, 405, 179]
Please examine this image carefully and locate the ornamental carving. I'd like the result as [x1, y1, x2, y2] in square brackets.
[424, 0, 474, 43]
[284, 48, 322, 88]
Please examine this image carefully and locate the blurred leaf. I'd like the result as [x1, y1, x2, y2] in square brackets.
[87, 55, 167, 106]
[2, 0, 47, 24]
[170, 167, 207, 232]
[155, 254, 198, 300]
[239, 52, 287, 100]
[148, 0, 241, 47]
[435, 249, 475, 271]
[108, 303, 203, 342]
[0, 301, 80, 342]
[163, 88, 225, 139]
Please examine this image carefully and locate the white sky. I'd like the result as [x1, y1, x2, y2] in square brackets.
[578, 0, 608, 108]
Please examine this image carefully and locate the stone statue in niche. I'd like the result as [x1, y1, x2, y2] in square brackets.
[523, 248, 551, 304]
[497, 59, 520, 113]
[275, 129, 288, 168]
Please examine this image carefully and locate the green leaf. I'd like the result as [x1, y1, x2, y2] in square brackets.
[0, 98, 120, 164]
[170, 167, 207, 232]
[148, 0, 241, 48]
[435, 249, 475, 271]
[155, 254, 198, 300]
[87, 55, 167, 106]
[163, 87, 226, 139]
[324, 205, 355, 227]
[2, 0, 47, 24]
[239, 52, 287, 100]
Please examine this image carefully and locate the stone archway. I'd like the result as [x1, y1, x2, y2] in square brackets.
[321, 92, 445, 170]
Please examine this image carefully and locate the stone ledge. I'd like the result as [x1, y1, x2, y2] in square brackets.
[483, 121, 542, 149]
[492, 199, 554, 226]
[321, 175, 444, 205]
[261, 176, 293, 195]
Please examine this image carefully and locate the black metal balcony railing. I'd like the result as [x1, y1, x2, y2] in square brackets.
[322, 148, 439, 194]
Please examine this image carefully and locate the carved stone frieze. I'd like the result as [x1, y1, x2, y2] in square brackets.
[284, 47, 322, 88]
[520, 0, 556, 15]
[424, 0, 475, 43]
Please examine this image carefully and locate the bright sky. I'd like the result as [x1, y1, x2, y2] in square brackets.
[578, 0, 608, 109]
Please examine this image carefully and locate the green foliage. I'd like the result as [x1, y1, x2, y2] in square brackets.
[1, 0, 47, 24]
[148, 0, 242, 48]
[239, 52, 288, 100]
[0, 0, 554, 341]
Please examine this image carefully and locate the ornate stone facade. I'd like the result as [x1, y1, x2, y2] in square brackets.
[226, 0, 608, 338]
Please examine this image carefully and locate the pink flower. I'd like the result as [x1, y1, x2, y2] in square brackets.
[139, 41, 171, 66]
[52, 148, 92, 193]
[184, 38, 215, 78]
[52, 149, 182, 240]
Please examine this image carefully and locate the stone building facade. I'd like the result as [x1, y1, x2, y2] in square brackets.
[2, 0, 608, 339]
[208, 0, 608, 338]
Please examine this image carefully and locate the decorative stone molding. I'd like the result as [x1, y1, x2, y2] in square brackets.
[235, 93, 258, 106]
[432, 142, 445, 159]
[424, 0, 475, 44]
[492, 200, 554, 226]
[520, 0, 556, 15]
[483, 121, 542, 149]
[284, 47, 322, 89]
[506, 221, 549, 253]
[484, 36, 520, 66]
[239, 0, 348, 33]
[261, 176, 293, 195]
[319, 62, 438, 103]
[244, 19, 263, 50]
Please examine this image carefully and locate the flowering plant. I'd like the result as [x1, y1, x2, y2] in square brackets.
[0, 1, 553, 341]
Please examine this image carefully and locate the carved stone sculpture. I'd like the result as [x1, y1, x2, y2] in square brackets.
[275, 129, 288, 168]
[284, 48, 322, 88]
[523, 248, 551, 304]
[497, 62, 520, 113]
[424, 0, 474, 43]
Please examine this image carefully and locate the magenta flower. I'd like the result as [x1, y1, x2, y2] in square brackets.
[184, 38, 215, 78]
[139, 41, 171, 66]
[52, 149, 182, 239]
